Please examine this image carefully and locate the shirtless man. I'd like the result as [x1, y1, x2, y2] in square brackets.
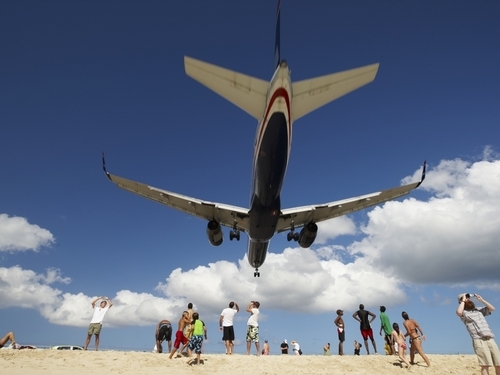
[352, 304, 377, 354]
[391, 323, 411, 368]
[334, 309, 345, 355]
[402, 311, 430, 367]
[169, 311, 191, 359]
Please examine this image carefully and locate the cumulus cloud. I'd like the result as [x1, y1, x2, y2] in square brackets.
[351, 156, 500, 285]
[315, 216, 357, 244]
[0, 214, 55, 252]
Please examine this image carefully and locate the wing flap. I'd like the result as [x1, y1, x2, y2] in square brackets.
[291, 63, 379, 121]
[184, 56, 269, 120]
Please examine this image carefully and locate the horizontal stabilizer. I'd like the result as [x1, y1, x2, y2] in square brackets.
[184, 56, 269, 120]
[292, 63, 379, 120]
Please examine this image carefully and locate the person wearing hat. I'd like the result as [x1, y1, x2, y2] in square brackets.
[334, 309, 345, 355]
[379, 306, 394, 355]
[456, 293, 500, 375]
[280, 339, 289, 355]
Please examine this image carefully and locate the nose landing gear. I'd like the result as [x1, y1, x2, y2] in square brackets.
[254, 268, 260, 277]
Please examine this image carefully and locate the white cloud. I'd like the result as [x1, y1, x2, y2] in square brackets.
[352, 156, 500, 285]
[0, 214, 55, 252]
[315, 216, 357, 244]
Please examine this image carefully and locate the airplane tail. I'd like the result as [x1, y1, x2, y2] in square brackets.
[274, 0, 281, 69]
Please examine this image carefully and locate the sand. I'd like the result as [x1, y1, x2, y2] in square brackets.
[0, 350, 481, 375]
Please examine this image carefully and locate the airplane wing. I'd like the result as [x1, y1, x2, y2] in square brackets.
[276, 162, 426, 233]
[102, 155, 250, 232]
[291, 63, 380, 121]
[184, 56, 269, 120]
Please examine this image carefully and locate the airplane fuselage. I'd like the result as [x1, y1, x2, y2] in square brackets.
[247, 61, 292, 269]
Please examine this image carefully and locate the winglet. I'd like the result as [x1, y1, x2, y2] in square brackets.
[102, 152, 112, 181]
[415, 160, 427, 188]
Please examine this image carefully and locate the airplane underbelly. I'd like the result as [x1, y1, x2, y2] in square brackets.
[247, 239, 269, 269]
[254, 112, 288, 205]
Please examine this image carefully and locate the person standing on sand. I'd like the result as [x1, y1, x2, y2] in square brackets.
[352, 304, 377, 354]
[169, 311, 191, 359]
[219, 301, 239, 355]
[334, 309, 345, 355]
[379, 306, 394, 355]
[391, 323, 411, 368]
[457, 293, 500, 375]
[186, 312, 207, 366]
[84, 296, 113, 351]
[280, 339, 289, 354]
[246, 301, 261, 355]
[402, 311, 430, 367]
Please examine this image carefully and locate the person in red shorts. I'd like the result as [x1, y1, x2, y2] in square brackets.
[169, 311, 191, 359]
[352, 304, 377, 354]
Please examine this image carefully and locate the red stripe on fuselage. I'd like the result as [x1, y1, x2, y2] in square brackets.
[255, 87, 291, 163]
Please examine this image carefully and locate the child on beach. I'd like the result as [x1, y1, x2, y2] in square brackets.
[354, 340, 362, 355]
[186, 312, 207, 365]
[391, 323, 411, 368]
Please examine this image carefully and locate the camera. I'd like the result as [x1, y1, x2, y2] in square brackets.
[465, 293, 475, 299]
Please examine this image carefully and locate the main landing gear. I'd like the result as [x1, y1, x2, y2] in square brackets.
[229, 229, 240, 241]
[287, 231, 299, 242]
[254, 268, 260, 277]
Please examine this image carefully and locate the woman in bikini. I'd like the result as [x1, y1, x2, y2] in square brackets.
[402, 311, 430, 367]
[391, 323, 411, 368]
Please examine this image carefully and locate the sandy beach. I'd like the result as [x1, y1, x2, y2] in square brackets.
[0, 350, 480, 375]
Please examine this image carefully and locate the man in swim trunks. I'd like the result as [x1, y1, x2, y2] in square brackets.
[352, 303, 377, 354]
[246, 301, 261, 355]
[186, 312, 207, 365]
[155, 319, 172, 353]
[457, 293, 500, 375]
[334, 309, 345, 355]
[169, 311, 191, 359]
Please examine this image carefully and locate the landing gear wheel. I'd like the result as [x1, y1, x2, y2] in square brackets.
[230, 230, 240, 241]
[254, 268, 260, 277]
[287, 232, 299, 241]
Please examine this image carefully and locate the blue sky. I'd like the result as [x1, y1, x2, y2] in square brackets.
[1, 0, 500, 355]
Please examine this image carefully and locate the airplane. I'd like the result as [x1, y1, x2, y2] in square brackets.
[102, 1, 425, 277]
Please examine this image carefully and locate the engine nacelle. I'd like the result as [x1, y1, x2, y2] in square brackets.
[298, 222, 318, 248]
[207, 220, 223, 246]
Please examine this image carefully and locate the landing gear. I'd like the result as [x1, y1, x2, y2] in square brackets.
[229, 229, 240, 241]
[287, 231, 299, 242]
[254, 268, 260, 277]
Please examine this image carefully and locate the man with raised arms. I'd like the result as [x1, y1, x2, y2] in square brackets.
[220, 301, 239, 354]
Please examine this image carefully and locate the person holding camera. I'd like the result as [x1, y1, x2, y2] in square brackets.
[456, 293, 500, 375]
[245, 301, 260, 355]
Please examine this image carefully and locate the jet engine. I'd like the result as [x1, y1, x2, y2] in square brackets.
[298, 222, 318, 248]
[207, 220, 223, 246]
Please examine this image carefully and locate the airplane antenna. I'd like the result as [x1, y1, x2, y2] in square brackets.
[274, 0, 281, 69]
